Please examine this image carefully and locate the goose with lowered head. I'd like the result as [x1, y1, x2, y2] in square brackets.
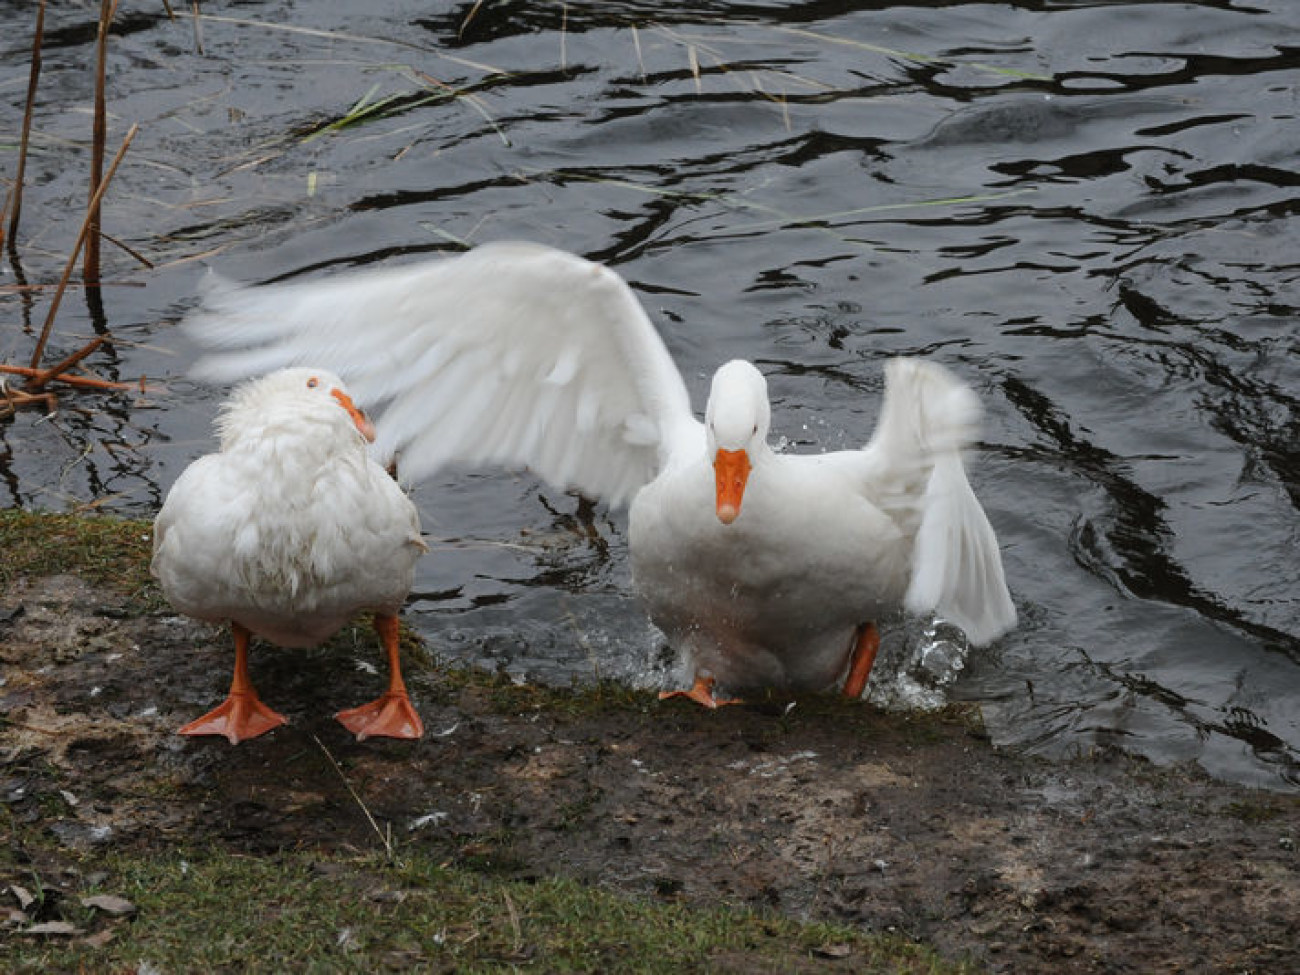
[185, 242, 1015, 707]
[151, 367, 428, 742]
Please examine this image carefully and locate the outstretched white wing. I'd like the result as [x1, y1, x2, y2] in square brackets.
[854, 359, 1016, 645]
[186, 242, 698, 506]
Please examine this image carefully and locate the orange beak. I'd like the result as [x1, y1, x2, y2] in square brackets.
[331, 388, 376, 443]
[713, 448, 751, 525]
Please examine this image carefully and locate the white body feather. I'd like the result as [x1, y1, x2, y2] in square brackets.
[186, 243, 1014, 691]
[151, 368, 425, 648]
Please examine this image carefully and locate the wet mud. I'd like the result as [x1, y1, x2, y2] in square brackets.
[3, 575, 1298, 972]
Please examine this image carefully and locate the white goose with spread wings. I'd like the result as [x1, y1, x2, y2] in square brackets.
[186, 242, 1015, 706]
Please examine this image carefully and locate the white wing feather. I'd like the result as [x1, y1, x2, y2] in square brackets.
[859, 359, 1016, 645]
[186, 242, 697, 506]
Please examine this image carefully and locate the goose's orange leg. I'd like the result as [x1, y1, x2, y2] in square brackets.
[336, 613, 424, 741]
[842, 622, 881, 699]
[179, 622, 287, 744]
[659, 671, 742, 709]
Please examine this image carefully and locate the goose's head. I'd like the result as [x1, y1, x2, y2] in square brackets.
[217, 366, 376, 448]
[704, 360, 771, 525]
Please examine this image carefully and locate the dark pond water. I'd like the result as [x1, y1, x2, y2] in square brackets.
[2, 0, 1298, 792]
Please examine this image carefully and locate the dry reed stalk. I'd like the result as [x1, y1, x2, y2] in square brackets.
[100, 231, 155, 269]
[191, 1, 204, 54]
[459, 0, 485, 40]
[312, 734, 397, 861]
[0, 363, 136, 393]
[0, 281, 144, 294]
[411, 70, 510, 147]
[4, 0, 46, 249]
[85, 0, 120, 285]
[28, 123, 139, 371]
[560, 4, 568, 73]
[185, 11, 502, 75]
[25, 336, 107, 392]
[631, 25, 646, 84]
[0, 385, 57, 419]
[503, 891, 523, 954]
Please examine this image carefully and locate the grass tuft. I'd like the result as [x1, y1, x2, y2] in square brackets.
[0, 508, 155, 600]
[1, 842, 975, 973]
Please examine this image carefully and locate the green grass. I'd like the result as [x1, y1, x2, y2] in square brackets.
[2, 841, 973, 974]
[1223, 799, 1283, 824]
[0, 508, 155, 599]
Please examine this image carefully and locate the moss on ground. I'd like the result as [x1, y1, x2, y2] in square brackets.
[0, 508, 156, 600]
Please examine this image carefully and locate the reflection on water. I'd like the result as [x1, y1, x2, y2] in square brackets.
[2, 0, 1298, 791]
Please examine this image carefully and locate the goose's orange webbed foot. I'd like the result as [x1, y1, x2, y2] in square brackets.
[179, 692, 287, 744]
[659, 672, 742, 709]
[337, 612, 424, 741]
[180, 622, 286, 744]
[337, 691, 423, 741]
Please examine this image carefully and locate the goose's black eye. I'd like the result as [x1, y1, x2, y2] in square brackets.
[751, 424, 758, 436]
[307, 377, 319, 388]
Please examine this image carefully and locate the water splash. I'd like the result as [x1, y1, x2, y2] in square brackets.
[867, 618, 969, 712]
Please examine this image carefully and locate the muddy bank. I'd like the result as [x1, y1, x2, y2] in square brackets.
[3, 574, 1298, 972]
